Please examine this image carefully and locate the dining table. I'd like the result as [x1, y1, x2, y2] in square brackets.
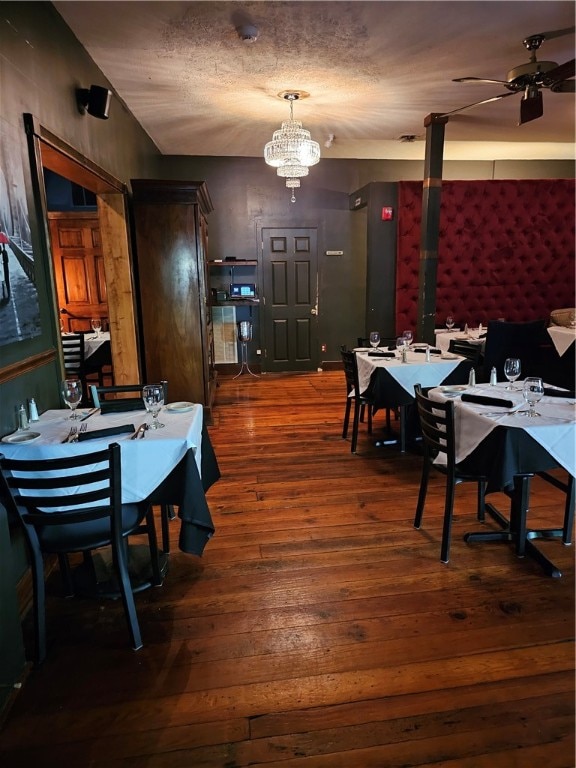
[355, 346, 473, 452]
[0, 403, 220, 591]
[547, 325, 576, 357]
[434, 328, 487, 354]
[429, 381, 575, 577]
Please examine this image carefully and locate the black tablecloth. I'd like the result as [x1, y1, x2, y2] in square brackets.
[145, 424, 220, 555]
[457, 425, 561, 494]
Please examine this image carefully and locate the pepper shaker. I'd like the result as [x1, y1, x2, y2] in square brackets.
[489, 366, 497, 386]
[425, 345, 431, 363]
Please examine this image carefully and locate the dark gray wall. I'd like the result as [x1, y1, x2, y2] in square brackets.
[0, 1, 160, 700]
[159, 155, 574, 359]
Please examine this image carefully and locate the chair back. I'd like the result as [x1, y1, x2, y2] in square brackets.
[341, 349, 360, 397]
[482, 319, 547, 380]
[447, 339, 483, 366]
[91, 382, 168, 413]
[414, 383, 456, 469]
[0, 444, 123, 550]
[61, 333, 86, 380]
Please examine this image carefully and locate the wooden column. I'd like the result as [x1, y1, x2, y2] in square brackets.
[417, 113, 448, 344]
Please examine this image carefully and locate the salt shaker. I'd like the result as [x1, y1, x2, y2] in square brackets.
[489, 366, 497, 386]
[401, 347, 408, 363]
[18, 404, 29, 430]
[425, 346, 431, 363]
[28, 398, 39, 422]
[468, 368, 476, 387]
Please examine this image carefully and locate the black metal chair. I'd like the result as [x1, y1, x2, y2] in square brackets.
[448, 338, 483, 379]
[341, 349, 376, 453]
[0, 443, 161, 666]
[413, 384, 487, 563]
[91, 382, 175, 553]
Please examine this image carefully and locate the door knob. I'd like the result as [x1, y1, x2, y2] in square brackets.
[310, 307, 318, 315]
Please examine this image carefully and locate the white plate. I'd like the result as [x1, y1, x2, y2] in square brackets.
[440, 385, 467, 394]
[2, 431, 41, 444]
[166, 401, 195, 413]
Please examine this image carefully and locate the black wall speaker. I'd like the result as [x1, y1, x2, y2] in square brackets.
[76, 85, 112, 120]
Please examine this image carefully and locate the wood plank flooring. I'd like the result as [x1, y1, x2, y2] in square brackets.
[1, 371, 574, 767]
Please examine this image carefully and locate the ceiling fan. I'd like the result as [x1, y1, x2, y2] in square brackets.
[448, 28, 575, 124]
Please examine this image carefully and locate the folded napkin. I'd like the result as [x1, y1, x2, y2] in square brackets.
[460, 394, 514, 408]
[77, 424, 135, 441]
[368, 351, 395, 358]
[413, 347, 441, 354]
[543, 387, 575, 399]
[99, 399, 144, 415]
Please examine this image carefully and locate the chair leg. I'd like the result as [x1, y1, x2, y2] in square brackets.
[367, 404, 373, 435]
[440, 473, 456, 564]
[113, 537, 143, 651]
[145, 507, 163, 586]
[30, 548, 47, 667]
[414, 459, 430, 529]
[351, 400, 361, 453]
[342, 399, 351, 439]
[160, 504, 172, 554]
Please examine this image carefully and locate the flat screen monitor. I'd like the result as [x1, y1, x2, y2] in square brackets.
[229, 283, 256, 299]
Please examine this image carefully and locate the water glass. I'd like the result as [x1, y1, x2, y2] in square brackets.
[142, 383, 165, 429]
[402, 330, 413, 347]
[91, 318, 102, 338]
[522, 377, 544, 417]
[61, 379, 83, 419]
[503, 358, 521, 390]
[369, 331, 380, 349]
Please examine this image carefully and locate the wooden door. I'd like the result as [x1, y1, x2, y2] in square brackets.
[261, 227, 319, 372]
[48, 212, 108, 331]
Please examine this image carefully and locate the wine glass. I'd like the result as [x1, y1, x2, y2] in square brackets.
[503, 358, 521, 390]
[402, 330, 414, 348]
[369, 331, 380, 349]
[90, 318, 102, 338]
[142, 383, 165, 429]
[61, 379, 83, 419]
[445, 315, 455, 332]
[396, 336, 406, 354]
[522, 377, 544, 418]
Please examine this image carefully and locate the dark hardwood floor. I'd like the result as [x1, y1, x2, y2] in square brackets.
[1, 371, 574, 767]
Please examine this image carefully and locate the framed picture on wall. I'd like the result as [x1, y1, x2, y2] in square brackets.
[0, 117, 42, 349]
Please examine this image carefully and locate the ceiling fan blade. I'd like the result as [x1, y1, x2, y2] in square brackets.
[526, 26, 575, 42]
[440, 91, 516, 118]
[543, 58, 576, 85]
[551, 79, 575, 93]
[519, 90, 543, 124]
[452, 76, 510, 85]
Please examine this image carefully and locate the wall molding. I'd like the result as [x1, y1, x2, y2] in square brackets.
[0, 349, 56, 385]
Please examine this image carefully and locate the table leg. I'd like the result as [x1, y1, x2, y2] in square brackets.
[464, 473, 565, 578]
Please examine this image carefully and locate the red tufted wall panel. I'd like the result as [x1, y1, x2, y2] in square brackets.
[395, 179, 575, 333]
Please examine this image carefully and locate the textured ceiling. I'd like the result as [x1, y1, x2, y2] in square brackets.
[54, 1, 576, 160]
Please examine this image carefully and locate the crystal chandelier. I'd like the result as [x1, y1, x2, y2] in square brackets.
[264, 91, 320, 202]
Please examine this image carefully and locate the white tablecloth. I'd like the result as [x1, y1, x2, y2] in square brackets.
[547, 326, 576, 357]
[434, 329, 486, 354]
[355, 349, 464, 397]
[84, 331, 111, 360]
[429, 382, 575, 475]
[0, 405, 203, 504]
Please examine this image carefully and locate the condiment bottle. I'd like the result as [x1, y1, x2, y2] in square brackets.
[425, 346, 431, 362]
[489, 367, 497, 386]
[468, 368, 476, 386]
[18, 404, 29, 430]
[28, 398, 39, 422]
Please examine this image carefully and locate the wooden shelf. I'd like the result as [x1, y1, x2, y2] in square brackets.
[212, 299, 260, 306]
[209, 260, 257, 267]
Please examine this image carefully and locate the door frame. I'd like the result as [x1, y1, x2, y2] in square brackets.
[24, 114, 141, 385]
[256, 218, 323, 373]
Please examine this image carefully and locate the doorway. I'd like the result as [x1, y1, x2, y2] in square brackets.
[261, 227, 319, 372]
[25, 114, 141, 385]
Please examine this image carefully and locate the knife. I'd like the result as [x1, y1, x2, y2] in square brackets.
[80, 408, 99, 421]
